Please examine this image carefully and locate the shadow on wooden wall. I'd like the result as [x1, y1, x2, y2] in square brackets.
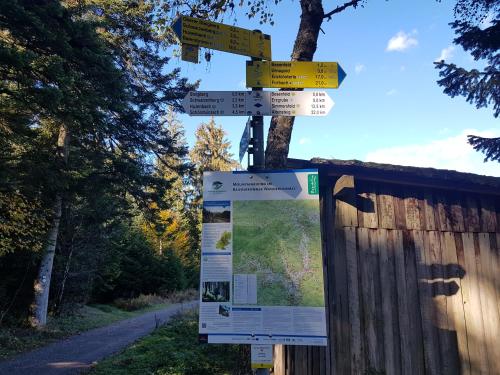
[274, 163, 500, 375]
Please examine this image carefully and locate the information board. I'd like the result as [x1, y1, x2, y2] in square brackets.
[198, 170, 327, 346]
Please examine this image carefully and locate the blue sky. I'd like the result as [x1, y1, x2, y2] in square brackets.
[171, 0, 500, 176]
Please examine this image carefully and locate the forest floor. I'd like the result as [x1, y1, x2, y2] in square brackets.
[0, 301, 198, 375]
[90, 310, 251, 375]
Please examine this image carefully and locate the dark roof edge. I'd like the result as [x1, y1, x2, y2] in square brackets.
[287, 158, 500, 195]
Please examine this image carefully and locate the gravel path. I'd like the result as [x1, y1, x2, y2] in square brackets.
[0, 301, 198, 375]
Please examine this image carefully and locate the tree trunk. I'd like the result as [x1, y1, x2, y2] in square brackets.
[265, 0, 325, 370]
[265, 0, 324, 168]
[55, 230, 75, 315]
[31, 123, 70, 328]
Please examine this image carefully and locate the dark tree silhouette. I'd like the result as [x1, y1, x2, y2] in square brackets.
[435, 1, 499, 162]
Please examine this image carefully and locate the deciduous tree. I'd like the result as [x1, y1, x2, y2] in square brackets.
[172, 0, 366, 167]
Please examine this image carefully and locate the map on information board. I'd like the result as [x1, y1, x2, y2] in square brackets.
[233, 200, 323, 307]
[198, 170, 327, 346]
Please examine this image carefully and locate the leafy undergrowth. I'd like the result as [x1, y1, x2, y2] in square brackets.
[0, 290, 198, 360]
[91, 311, 251, 375]
[113, 289, 198, 311]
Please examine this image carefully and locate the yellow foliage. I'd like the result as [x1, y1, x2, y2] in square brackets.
[140, 209, 192, 267]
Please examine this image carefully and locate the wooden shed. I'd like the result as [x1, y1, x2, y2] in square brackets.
[273, 158, 500, 375]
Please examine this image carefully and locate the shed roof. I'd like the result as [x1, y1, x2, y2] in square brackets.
[287, 158, 500, 195]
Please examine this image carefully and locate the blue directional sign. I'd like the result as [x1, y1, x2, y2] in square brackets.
[239, 118, 251, 163]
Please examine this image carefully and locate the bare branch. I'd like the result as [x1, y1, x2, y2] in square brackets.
[324, 0, 363, 20]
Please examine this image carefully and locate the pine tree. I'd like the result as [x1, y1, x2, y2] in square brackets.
[190, 117, 239, 173]
[188, 118, 238, 272]
[140, 108, 197, 275]
[435, 1, 499, 162]
[158, 107, 191, 212]
[0, 0, 195, 326]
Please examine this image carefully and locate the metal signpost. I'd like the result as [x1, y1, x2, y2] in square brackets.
[249, 52, 265, 171]
[172, 15, 346, 374]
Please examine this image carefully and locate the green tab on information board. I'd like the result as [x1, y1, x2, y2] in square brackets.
[308, 174, 319, 195]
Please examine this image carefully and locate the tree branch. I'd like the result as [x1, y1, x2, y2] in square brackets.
[323, 0, 363, 20]
[434, 61, 496, 76]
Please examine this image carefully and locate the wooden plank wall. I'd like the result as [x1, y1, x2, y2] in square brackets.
[273, 177, 500, 375]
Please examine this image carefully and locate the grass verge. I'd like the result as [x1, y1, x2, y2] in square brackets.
[91, 311, 251, 375]
[0, 289, 197, 360]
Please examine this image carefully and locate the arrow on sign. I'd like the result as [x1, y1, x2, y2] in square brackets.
[182, 91, 334, 117]
[171, 16, 271, 60]
[246, 61, 346, 89]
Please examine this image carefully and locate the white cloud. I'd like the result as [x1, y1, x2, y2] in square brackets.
[298, 137, 311, 145]
[355, 63, 366, 74]
[435, 46, 455, 62]
[386, 89, 398, 96]
[365, 129, 500, 177]
[386, 31, 418, 52]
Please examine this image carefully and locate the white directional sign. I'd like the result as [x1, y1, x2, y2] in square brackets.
[182, 91, 334, 117]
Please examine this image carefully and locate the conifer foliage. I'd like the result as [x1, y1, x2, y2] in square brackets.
[435, 1, 499, 162]
[190, 117, 239, 175]
[0, 0, 196, 326]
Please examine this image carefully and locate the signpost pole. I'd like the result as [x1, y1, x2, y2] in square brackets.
[247, 48, 272, 375]
[249, 31, 268, 374]
[174, 16, 335, 375]
[250, 112, 264, 170]
[249, 40, 265, 171]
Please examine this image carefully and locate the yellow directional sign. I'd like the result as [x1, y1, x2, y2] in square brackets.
[172, 16, 271, 60]
[246, 61, 346, 88]
[181, 43, 199, 63]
